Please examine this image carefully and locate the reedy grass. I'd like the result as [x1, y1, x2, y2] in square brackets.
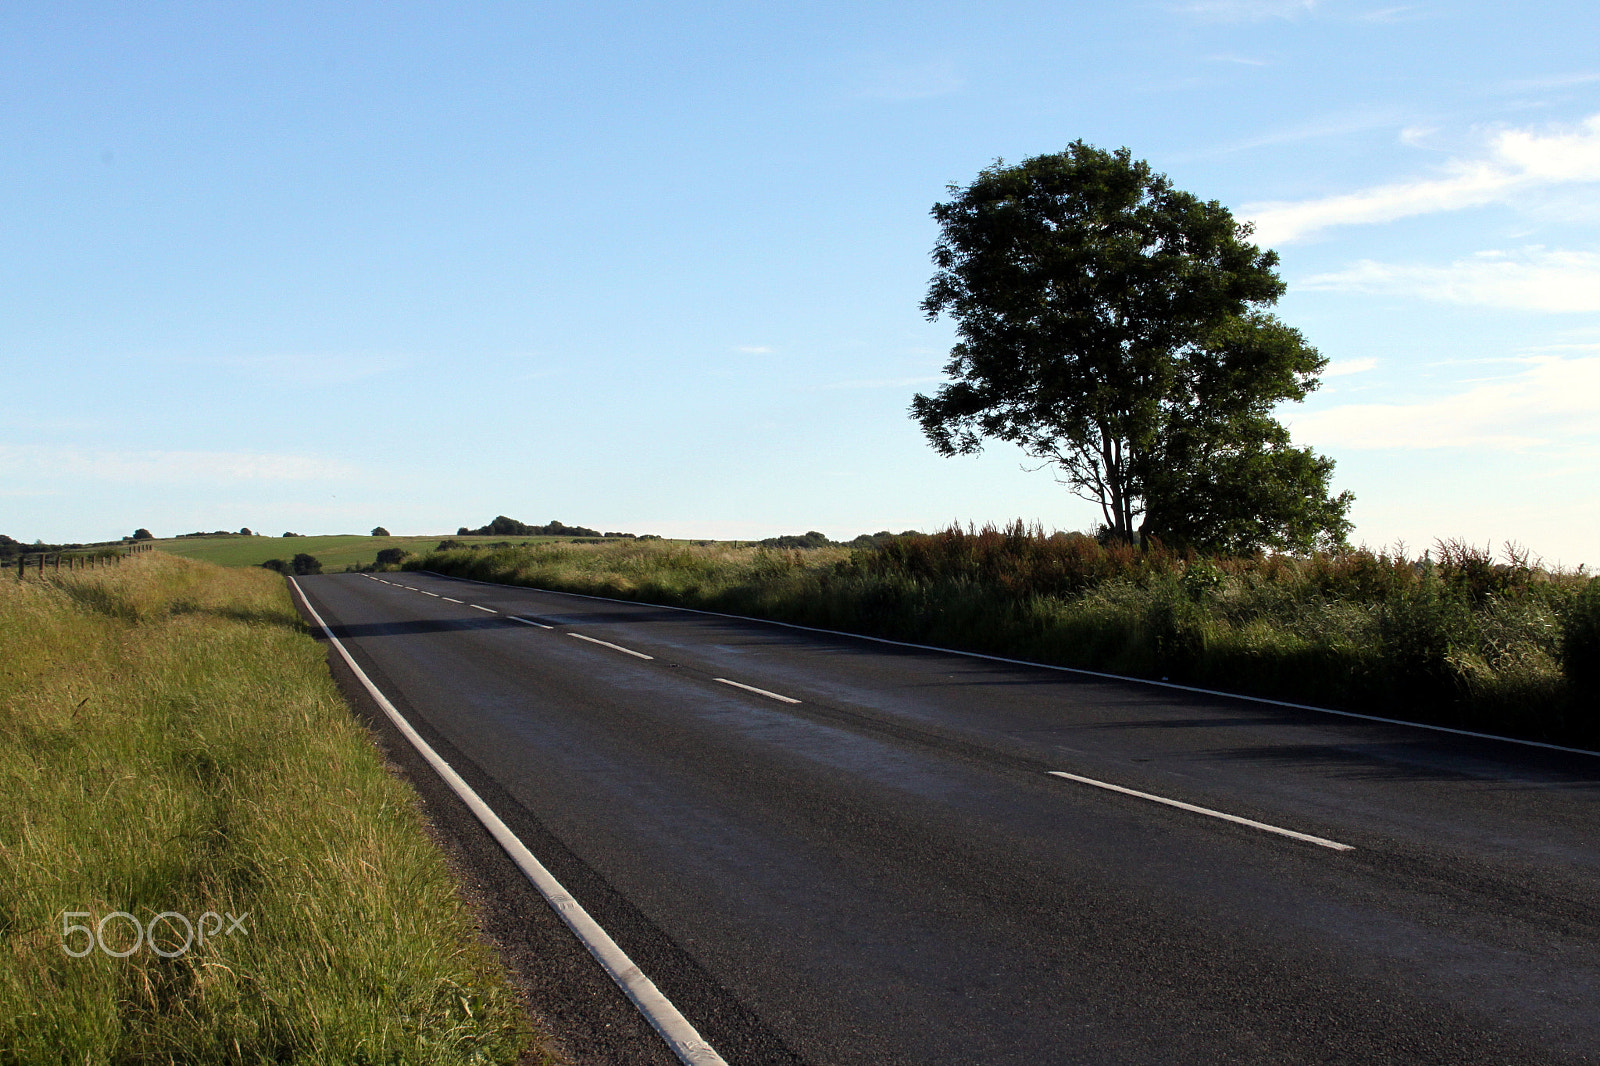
[411, 528, 1596, 746]
[0, 553, 543, 1064]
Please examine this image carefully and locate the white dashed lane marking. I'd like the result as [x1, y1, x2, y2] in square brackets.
[1047, 771, 1354, 851]
[713, 678, 801, 704]
[570, 633, 654, 660]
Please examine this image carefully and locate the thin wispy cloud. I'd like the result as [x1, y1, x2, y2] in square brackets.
[1200, 109, 1404, 158]
[1302, 248, 1600, 313]
[1175, 0, 1314, 22]
[1322, 357, 1379, 377]
[1205, 54, 1271, 67]
[1497, 71, 1600, 94]
[1244, 112, 1600, 243]
[1398, 125, 1439, 147]
[736, 345, 774, 354]
[1354, 5, 1427, 24]
[0, 446, 359, 484]
[1290, 356, 1600, 450]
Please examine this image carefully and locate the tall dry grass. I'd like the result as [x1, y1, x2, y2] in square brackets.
[413, 527, 1596, 745]
[0, 553, 542, 1064]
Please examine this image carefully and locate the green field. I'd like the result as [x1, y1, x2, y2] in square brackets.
[152, 533, 578, 571]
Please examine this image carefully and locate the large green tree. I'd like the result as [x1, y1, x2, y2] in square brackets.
[912, 142, 1352, 553]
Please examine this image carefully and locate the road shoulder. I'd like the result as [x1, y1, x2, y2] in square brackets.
[295, 583, 683, 1066]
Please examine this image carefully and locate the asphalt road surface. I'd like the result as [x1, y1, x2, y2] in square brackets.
[295, 571, 1600, 1065]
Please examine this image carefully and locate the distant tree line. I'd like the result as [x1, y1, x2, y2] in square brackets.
[454, 516, 658, 540]
[0, 532, 173, 558]
[105, 528, 263, 542]
[0, 534, 85, 560]
[758, 531, 834, 549]
[758, 530, 922, 549]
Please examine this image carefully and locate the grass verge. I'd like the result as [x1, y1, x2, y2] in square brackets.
[0, 552, 546, 1064]
[151, 533, 650, 574]
[409, 528, 1598, 748]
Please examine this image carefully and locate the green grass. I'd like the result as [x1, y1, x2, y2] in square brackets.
[408, 529, 1597, 747]
[0, 553, 548, 1064]
[153, 534, 586, 572]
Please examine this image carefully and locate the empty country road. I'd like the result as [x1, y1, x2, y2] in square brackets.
[294, 571, 1600, 1065]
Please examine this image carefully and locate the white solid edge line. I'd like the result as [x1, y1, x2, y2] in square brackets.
[713, 678, 801, 704]
[570, 632, 654, 660]
[418, 571, 1600, 760]
[510, 616, 555, 629]
[287, 578, 728, 1066]
[1048, 771, 1354, 851]
[470, 604, 497, 613]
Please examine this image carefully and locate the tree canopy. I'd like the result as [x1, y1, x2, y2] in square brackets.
[458, 516, 605, 538]
[912, 142, 1352, 554]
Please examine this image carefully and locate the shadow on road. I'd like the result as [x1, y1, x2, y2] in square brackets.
[324, 617, 516, 639]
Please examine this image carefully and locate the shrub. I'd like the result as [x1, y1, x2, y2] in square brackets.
[259, 559, 288, 574]
[1375, 568, 1477, 711]
[760, 531, 833, 549]
[1563, 578, 1600, 709]
[132, 528, 153, 541]
[456, 516, 607, 538]
[374, 548, 409, 566]
[291, 553, 322, 575]
[371, 526, 390, 537]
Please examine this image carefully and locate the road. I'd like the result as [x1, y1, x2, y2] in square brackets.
[295, 571, 1600, 1065]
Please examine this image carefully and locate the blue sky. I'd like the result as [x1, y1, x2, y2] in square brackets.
[4, 1, 1598, 565]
